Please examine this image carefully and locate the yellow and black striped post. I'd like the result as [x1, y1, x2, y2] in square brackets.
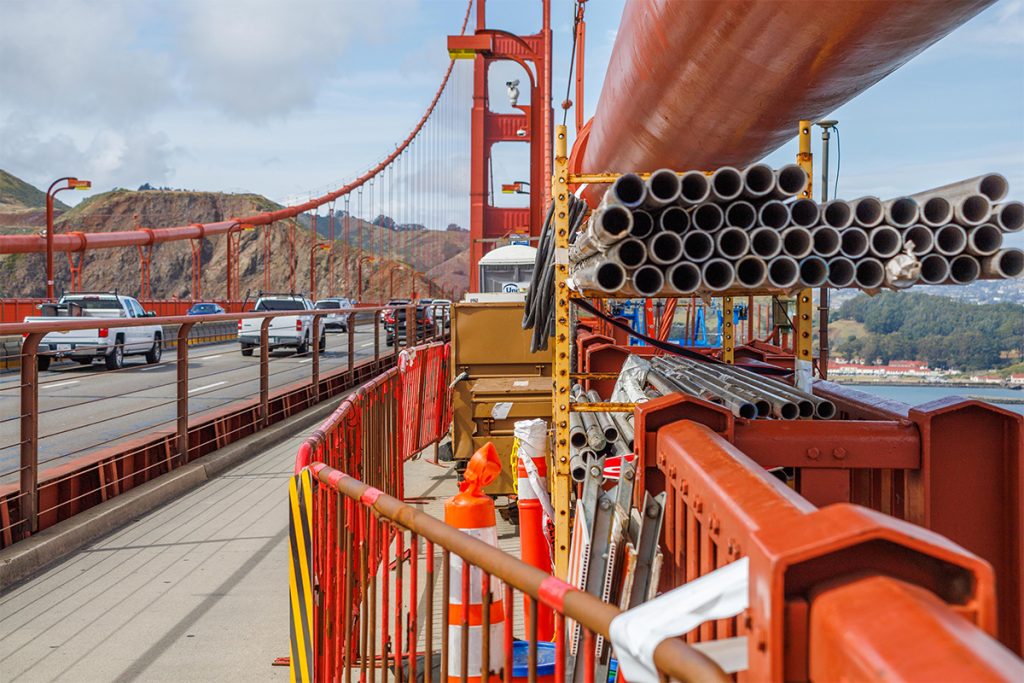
[289, 469, 314, 682]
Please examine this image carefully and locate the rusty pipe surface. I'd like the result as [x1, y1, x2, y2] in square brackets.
[581, 0, 994, 181]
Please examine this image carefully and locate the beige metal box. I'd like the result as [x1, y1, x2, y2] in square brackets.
[451, 301, 551, 495]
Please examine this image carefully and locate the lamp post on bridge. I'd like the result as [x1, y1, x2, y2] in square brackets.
[309, 242, 331, 300]
[45, 177, 92, 299]
[388, 264, 411, 299]
[357, 256, 375, 303]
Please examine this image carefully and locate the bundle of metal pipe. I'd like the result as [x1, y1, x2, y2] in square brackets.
[568, 383, 636, 482]
[567, 168, 1024, 296]
[649, 355, 837, 420]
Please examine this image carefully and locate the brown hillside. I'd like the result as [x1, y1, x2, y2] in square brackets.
[0, 188, 469, 302]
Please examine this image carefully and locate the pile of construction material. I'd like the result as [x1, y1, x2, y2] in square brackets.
[569, 167, 1024, 295]
[568, 355, 834, 481]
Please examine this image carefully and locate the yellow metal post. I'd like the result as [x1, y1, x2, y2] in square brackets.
[551, 125, 572, 578]
[794, 120, 814, 389]
[721, 297, 735, 364]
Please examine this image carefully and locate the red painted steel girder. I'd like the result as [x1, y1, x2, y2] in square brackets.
[581, 0, 994, 176]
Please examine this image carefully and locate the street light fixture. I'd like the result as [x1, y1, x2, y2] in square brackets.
[309, 242, 331, 300]
[45, 177, 91, 299]
[357, 256, 375, 303]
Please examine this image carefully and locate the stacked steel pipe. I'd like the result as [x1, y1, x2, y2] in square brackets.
[568, 384, 635, 482]
[569, 168, 1024, 295]
[647, 356, 836, 421]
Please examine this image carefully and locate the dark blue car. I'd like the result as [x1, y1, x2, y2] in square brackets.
[187, 302, 225, 316]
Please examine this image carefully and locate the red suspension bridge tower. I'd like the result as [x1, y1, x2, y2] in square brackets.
[449, 0, 552, 291]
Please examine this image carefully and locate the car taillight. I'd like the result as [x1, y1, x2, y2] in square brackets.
[98, 328, 109, 338]
[237, 320, 243, 330]
[385, 312, 394, 323]
[296, 319, 303, 331]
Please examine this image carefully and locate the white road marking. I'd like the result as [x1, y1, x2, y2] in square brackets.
[188, 381, 227, 394]
[140, 365, 162, 371]
[201, 354, 224, 360]
[360, 342, 375, 347]
[43, 380, 79, 389]
[296, 358, 312, 363]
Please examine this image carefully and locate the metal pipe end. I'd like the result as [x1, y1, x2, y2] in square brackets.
[798, 256, 829, 287]
[725, 200, 757, 230]
[820, 200, 853, 229]
[789, 198, 821, 228]
[796, 400, 815, 419]
[966, 224, 1003, 257]
[611, 173, 647, 208]
[774, 164, 807, 198]
[645, 168, 682, 207]
[779, 402, 800, 420]
[630, 209, 655, 239]
[979, 173, 1010, 202]
[742, 163, 776, 198]
[737, 403, 758, 420]
[869, 226, 902, 258]
[758, 200, 790, 229]
[734, 255, 768, 289]
[781, 227, 813, 258]
[993, 201, 1024, 233]
[919, 197, 954, 227]
[632, 264, 665, 296]
[811, 226, 841, 257]
[680, 170, 711, 205]
[693, 202, 725, 232]
[767, 256, 799, 289]
[839, 227, 869, 259]
[855, 258, 885, 289]
[902, 225, 934, 256]
[981, 249, 1024, 279]
[955, 194, 991, 227]
[826, 257, 856, 288]
[667, 262, 701, 294]
[934, 224, 968, 256]
[658, 206, 690, 233]
[851, 197, 884, 228]
[612, 237, 649, 268]
[700, 258, 735, 291]
[947, 254, 980, 284]
[919, 254, 951, 284]
[711, 166, 743, 202]
[749, 227, 783, 258]
[815, 401, 837, 420]
[647, 231, 683, 265]
[885, 197, 919, 228]
[715, 227, 750, 259]
[682, 231, 715, 262]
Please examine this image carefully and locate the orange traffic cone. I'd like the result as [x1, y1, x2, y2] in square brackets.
[514, 419, 554, 640]
[445, 443, 505, 682]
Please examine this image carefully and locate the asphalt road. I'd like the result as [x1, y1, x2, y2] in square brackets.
[0, 321, 404, 483]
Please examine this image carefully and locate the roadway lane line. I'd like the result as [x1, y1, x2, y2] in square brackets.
[42, 380, 80, 390]
[360, 342, 374, 347]
[188, 381, 227, 394]
[202, 354, 225, 360]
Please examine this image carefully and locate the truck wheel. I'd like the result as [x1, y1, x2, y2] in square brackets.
[318, 333, 326, 353]
[105, 339, 125, 370]
[145, 334, 162, 364]
[37, 355, 51, 372]
[296, 335, 308, 355]
[241, 345, 254, 357]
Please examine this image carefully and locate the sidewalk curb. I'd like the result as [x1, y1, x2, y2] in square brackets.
[0, 395, 343, 592]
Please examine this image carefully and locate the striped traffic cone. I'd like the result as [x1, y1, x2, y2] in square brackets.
[445, 442, 505, 682]
[514, 419, 554, 640]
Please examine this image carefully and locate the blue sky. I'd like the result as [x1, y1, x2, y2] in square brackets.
[1, 0, 1021, 246]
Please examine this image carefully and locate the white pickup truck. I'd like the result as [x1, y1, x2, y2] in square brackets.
[23, 293, 163, 371]
[238, 294, 325, 356]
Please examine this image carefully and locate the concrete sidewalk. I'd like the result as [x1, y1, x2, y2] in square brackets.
[0, 438, 522, 682]
[0, 436, 301, 682]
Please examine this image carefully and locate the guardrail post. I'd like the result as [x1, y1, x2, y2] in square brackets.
[260, 317, 271, 426]
[373, 310, 380, 361]
[405, 304, 415, 348]
[312, 314, 323, 403]
[176, 322, 195, 467]
[19, 332, 42, 535]
[347, 313, 355, 373]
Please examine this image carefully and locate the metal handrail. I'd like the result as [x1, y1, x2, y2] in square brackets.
[308, 460, 730, 683]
